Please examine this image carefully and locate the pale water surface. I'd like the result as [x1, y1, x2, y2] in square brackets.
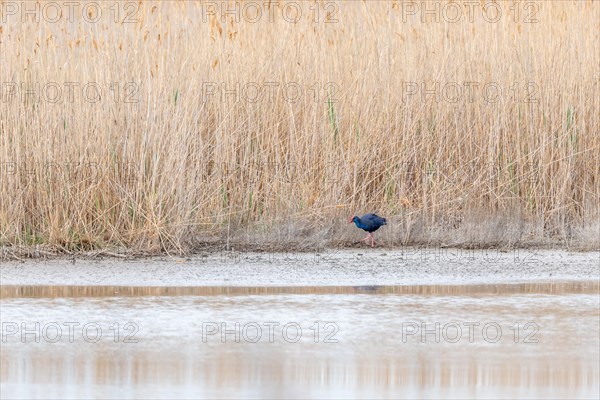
[1, 251, 599, 399]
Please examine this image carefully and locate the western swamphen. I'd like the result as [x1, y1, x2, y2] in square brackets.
[348, 213, 387, 247]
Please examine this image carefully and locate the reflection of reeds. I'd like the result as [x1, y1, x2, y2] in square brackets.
[2, 349, 597, 394]
[1, 1, 599, 252]
[1, 281, 598, 299]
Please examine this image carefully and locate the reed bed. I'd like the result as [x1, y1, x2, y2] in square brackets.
[1, 1, 599, 253]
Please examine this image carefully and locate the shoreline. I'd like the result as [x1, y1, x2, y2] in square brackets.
[2, 240, 599, 262]
[2, 249, 598, 288]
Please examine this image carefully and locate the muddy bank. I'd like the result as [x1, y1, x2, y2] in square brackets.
[2, 216, 599, 261]
[1, 249, 598, 287]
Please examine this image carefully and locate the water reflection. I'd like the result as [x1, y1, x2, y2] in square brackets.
[1, 290, 598, 398]
[2, 351, 597, 398]
[1, 281, 597, 298]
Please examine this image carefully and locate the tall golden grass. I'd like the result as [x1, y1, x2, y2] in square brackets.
[1, 1, 599, 253]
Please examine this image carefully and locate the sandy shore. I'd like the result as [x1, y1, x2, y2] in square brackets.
[1, 249, 598, 287]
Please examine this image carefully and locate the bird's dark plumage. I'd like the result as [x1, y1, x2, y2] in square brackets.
[351, 213, 387, 232]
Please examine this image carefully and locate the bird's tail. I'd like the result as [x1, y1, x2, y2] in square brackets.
[382, 218, 387, 225]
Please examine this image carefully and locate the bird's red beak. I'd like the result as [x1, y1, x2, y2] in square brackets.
[348, 215, 355, 223]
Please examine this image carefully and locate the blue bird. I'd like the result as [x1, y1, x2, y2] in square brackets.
[348, 213, 387, 247]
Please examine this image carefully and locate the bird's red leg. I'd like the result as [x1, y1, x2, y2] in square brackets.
[362, 234, 370, 242]
[371, 234, 375, 247]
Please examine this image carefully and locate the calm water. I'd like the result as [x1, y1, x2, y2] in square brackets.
[1, 284, 598, 399]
